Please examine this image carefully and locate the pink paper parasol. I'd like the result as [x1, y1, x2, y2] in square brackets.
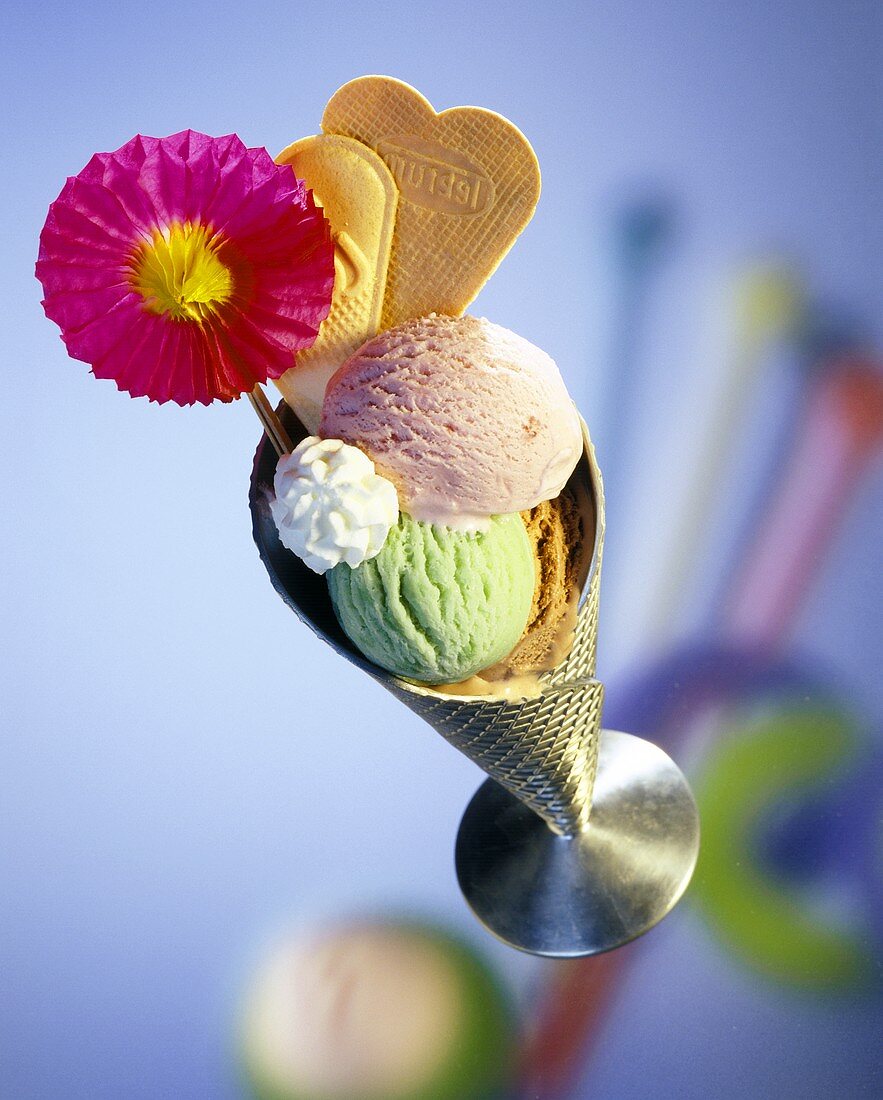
[36, 131, 335, 414]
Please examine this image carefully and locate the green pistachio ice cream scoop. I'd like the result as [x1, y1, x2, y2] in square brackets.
[327, 512, 535, 684]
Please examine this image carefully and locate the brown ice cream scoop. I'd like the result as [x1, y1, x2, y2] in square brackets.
[482, 488, 585, 680]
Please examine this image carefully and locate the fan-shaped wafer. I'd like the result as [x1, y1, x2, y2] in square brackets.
[274, 134, 398, 431]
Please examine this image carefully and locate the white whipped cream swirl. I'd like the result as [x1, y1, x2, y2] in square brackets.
[270, 437, 399, 574]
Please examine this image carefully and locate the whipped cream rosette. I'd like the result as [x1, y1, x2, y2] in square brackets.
[270, 437, 398, 574]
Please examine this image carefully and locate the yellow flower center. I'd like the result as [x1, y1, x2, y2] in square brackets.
[130, 221, 234, 321]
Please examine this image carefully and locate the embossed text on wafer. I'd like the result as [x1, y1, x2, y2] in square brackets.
[377, 136, 495, 216]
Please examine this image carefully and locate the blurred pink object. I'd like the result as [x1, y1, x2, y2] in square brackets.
[723, 356, 883, 648]
[320, 314, 583, 529]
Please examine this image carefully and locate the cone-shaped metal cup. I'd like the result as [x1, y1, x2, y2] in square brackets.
[251, 406, 605, 830]
[250, 403, 699, 956]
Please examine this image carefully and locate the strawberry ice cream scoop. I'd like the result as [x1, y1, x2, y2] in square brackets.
[319, 314, 583, 530]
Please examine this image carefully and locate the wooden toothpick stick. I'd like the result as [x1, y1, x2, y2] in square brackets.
[248, 384, 293, 458]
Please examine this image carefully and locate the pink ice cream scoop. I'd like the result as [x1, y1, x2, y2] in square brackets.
[319, 314, 583, 530]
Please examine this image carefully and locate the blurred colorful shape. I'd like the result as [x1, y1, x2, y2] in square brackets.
[691, 704, 875, 991]
[240, 920, 514, 1100]
[648, 263, 805, 642]
[723, 357, 883, 646]
[594, 192, 676, 513]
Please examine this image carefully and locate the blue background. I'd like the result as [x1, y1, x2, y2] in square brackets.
[3, 1, 881, 1097]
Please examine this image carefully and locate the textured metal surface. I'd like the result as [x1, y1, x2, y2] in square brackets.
[386, 676, 605, 835]
[455, 732, 701, 957]
[250, 405, 607, 836]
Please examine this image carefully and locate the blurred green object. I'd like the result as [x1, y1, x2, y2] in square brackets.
[327, 512, 534, 683]
[692, 704, 873, 991]
[241, 920, 515, 1100]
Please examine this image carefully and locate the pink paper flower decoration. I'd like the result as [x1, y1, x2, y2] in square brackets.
[36, 131, 335, 405]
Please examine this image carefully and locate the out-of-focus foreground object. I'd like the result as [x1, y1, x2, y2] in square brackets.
[240, 920, 514, 1100]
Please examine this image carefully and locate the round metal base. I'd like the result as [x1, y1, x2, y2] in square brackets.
[455, 730, 700, 957]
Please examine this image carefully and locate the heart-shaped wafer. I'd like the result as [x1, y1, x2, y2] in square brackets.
[274, 134, 398, 431]
[322, 76, 540, 329]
